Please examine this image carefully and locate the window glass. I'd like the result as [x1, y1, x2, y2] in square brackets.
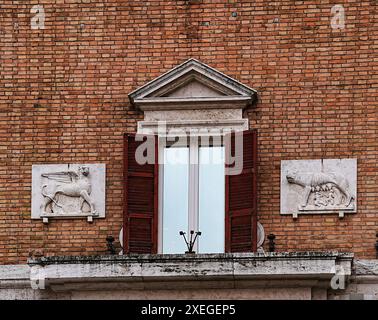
[162, 147, 189, 254]
[198, 146, 225, 253]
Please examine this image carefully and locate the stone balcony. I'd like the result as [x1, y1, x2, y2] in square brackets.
[26, 252, 353, 299]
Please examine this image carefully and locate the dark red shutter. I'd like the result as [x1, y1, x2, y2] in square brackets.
[123, 133, 158, 254]
[225, 129, 258, 252]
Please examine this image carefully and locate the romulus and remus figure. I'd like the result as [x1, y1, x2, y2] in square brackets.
[286, 170, 354, 209]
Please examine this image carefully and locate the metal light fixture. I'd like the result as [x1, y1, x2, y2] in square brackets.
[267, 233, 276, 252]
[106, 235, 116, 255]
[179, 230, 202, 254]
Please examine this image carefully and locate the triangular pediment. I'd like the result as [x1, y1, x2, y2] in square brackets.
[129, 59, 257, 111]
[161, 78, 227, 98]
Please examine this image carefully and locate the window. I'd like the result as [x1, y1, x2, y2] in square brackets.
[123, 130, 258, 255]
[159, 138, 225, 254]
[161, 145, 189, 254]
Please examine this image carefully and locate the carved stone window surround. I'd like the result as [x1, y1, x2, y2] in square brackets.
[127, 59, 260, 253]
[128, 58, 258, 135]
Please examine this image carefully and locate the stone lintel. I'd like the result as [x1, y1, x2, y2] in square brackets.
[137, 119, 249, 135]
[133, 96, 252, 111]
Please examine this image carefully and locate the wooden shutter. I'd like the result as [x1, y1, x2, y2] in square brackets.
[123, 133, 158, 254]
[225, 129, 258, 252]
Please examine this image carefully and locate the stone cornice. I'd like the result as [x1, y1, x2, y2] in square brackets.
[133, 96, 252, 111]
[27, 252, 354, 292]
[28, 252, 353, 266]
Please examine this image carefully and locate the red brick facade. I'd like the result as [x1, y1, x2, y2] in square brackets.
[0, 1, 377, 264]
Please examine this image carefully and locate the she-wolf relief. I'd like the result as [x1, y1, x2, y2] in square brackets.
[41, 165, 97, 216]
[286, 171, 355, 211]
[280, 159, 357, 217]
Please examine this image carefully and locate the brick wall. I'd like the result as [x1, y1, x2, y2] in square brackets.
[0, 0, 377, 264]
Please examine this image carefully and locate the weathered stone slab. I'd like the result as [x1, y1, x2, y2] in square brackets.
[281, 159, 357, 217]
[27, 252, 353, 291]
[0, 265, 30, 281]
[32, 164, 106, 221]
[1, 254, 360, 299]
[354, 260, 378, 275]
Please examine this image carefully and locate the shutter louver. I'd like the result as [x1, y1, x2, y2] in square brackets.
[225, 130, 258, 252]
[123, 133, 158, 254]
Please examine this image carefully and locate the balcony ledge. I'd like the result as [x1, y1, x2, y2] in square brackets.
[27, 252, 353, 292]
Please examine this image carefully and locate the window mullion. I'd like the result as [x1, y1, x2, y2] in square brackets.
[157, 137, 165, 254]
[194, 139, 199, 253]
[188, 137, 199, 252]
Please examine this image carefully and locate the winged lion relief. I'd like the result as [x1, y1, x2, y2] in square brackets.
[40, 166, 97, 216]
[31, 164, 106, 223]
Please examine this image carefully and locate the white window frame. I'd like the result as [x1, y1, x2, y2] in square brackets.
[157, 135, 224, 254]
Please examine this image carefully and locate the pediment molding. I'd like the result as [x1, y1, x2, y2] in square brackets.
[129, 59, 258, 111]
